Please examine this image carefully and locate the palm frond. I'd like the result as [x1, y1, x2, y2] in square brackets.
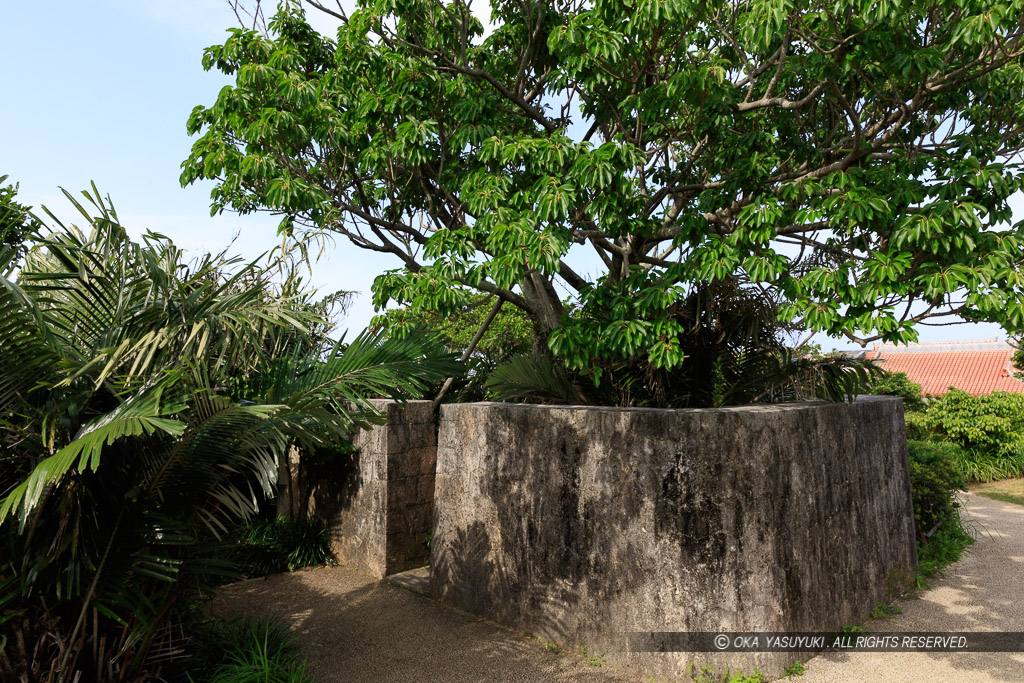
[0, 382, 185, 526]
[0, 275, 57, 417]
[485, 353, 585, 404]
[254, 327, 461, 430]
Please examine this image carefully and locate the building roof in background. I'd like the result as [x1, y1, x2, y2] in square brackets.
[851, 339, 1024, 396]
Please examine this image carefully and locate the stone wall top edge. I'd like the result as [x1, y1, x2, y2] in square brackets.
[439, 395, 900, 417]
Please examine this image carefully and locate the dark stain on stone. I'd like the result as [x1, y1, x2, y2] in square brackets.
[431, 399, 918, 680]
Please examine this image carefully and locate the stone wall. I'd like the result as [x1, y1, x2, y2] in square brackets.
[293, 400, 436, 578]
[430, 398, 917, 680]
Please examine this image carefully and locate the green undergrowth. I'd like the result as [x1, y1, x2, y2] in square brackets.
[176, 616, 311, 682]
[950, 451, 1024, 483]
[916, 518, 975, 588]
[904, 389, 1024, 484]
[235, 515, 334, 578]
[869, 602, 902, 620]
[908, 440, 976, 588]
[686, 663, 768, 683]
[782, 660, 806, 679]
[905, 437, 1024, 484]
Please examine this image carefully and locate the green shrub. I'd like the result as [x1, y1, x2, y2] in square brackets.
[183, 617, 310, 683]
[907, 441, 974, 582]
[869, 371, 926, 411]
[904, 411, 931, 441]
[236, 516, 333, 578]
[907, 441, 968, 543]
[916, 516, 974, 586]
[904, 390, 1024, 482]
[924, 390, 1024, 456]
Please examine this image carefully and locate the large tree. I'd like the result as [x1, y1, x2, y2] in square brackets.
[182, 0, 1024, 379]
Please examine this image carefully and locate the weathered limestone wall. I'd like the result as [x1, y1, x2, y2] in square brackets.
[430, 398, 917, 679]
[301, 399, 436, 578]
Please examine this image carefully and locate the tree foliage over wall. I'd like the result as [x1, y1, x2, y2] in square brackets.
[868, 370, 926, 411]
[183, 0, 1024, 395]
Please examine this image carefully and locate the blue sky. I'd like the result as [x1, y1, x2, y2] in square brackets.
[1, 0, 389, 333]
[1, 1, 1014, 348]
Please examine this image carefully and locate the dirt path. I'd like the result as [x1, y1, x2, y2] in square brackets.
[210, 564, 643, 682]
[213, 491, 1023, 682]
[799, 492, 1024, 682]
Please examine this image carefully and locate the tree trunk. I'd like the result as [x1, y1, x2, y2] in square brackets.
[521, 270, 564, 356]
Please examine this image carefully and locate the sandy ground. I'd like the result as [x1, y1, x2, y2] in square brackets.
[799, 492, 1024, 683]
[210, 565, 644, 682]
[212, 492, 1024, 682]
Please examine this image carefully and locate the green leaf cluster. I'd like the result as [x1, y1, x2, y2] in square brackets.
[0, 175, 40, 269]
[182, 0, 1024, 403]
[918, 389, 1024, 457]
[0, 187, 459, 679]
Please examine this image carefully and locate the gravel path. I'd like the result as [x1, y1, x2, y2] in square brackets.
[210, 564, 643, 682]
[212, 492, 1023, 682]
[799, 492, 1024, 683]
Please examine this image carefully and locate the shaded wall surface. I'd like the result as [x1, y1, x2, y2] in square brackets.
[294, 400, 436, 578]
[430, 398, 917, 679]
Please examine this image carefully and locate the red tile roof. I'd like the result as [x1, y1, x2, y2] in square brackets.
[865, 339, 1024, 396]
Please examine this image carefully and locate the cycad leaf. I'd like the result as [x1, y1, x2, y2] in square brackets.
[485, 353, 584, 404]
[0, 385, 185, 525]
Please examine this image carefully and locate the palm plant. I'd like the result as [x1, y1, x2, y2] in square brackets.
[0, 188, 460, 681]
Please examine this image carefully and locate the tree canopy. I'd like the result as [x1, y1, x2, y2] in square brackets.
[182, 0, 1024, 381]
[0, 175, 39, 267]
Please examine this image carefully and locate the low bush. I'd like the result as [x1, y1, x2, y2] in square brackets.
[907, 441, 974, 583]
[923, 389, 1024, 457]
[180, 616, 310, 683]
[236, 515, 333, 578]
[907, 441, 967, 543]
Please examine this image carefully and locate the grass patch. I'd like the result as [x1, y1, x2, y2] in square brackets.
[782, 660, 806, 679]
[182, 616, 310, 682]
[581, 645, 607, 667]
[970, 478, 1024, 507]
[869, 602, 902, 620]
[949, 451, 1024, 483]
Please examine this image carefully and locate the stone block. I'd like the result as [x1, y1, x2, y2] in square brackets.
[307, 400, 437, 578]
[390, 446, 437, 480]
[430, 398, 917, 680]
